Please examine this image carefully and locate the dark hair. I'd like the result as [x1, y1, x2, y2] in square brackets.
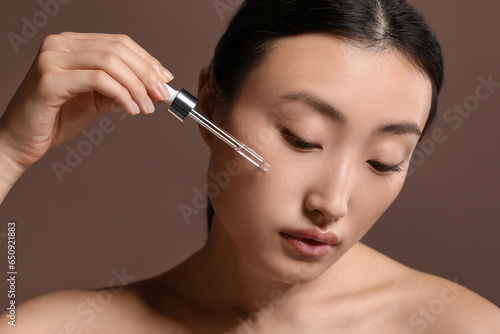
[206, 0, 444, 232]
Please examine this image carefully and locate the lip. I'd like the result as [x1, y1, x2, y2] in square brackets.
[281, 228, 340, 245]
[279, 228, 340, 257]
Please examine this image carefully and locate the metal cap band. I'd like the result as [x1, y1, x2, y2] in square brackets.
[167, 89, 198, 122]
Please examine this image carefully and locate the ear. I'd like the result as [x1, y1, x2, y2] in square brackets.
[197, 67, 222, 149]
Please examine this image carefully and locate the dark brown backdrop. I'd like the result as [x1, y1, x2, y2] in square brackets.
[1, 0, 499, 316]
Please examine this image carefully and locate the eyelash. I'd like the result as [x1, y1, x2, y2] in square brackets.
[280, 128, 403, 174]
[367, 161, 403, 173]
[281, 129, 320, 150]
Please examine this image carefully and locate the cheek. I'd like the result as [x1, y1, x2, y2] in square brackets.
[206, 147, 313, 266]
[208, 142, 298, 228]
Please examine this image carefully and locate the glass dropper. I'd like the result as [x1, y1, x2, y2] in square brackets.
[163, 85, 271, 172]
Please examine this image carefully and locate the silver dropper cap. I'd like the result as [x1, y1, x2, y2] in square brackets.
[167, 89, 198, 122]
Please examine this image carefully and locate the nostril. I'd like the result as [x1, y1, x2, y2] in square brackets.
[304, 191, 349, 222]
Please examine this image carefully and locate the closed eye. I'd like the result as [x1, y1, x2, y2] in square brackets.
[367, 160, 403, 173]
[281, 129, 320, 151]
[280, 128, 403, 173]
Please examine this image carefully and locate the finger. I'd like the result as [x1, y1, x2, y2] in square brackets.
[52, 69, 142, 116]
[58, 32, 174, 82]
[49, 37, 173, 104]
[45, 50, 157, 114]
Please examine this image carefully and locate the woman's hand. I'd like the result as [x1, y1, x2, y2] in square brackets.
[0, 32, 174, 171]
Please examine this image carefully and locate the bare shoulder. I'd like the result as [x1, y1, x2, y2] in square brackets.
[0, 288, 95, 333]
[0, 285, 151, 333]
[356, 243, 500, 333]
[402, 269, 500, 333]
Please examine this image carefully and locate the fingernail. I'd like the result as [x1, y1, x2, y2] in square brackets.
[157, 81, 170, 101]
[145, 96, 155, 114]
[160, 67, 174, 81]
[131, 101, 141, 115]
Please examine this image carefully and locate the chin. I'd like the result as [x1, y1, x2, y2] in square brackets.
[249, 250, 333, 286]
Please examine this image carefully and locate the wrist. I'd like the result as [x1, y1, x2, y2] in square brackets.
[0, 131, 28, 200]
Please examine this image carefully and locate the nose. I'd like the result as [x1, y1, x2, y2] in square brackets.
[304, 160, 352, 223]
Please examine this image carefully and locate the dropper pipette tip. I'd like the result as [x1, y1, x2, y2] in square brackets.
[259, 161, 271, 172]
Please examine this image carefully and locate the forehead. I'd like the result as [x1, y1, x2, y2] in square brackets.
[242, 34, 432, 132]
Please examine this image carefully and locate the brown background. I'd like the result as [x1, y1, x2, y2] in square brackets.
[0, 0, 499, 313]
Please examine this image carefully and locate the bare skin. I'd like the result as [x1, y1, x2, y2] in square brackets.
[0, 33, 499, 333]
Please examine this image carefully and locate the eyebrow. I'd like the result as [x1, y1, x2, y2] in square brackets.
[281, 92, 422, 138]
[373, 122, 422, 137]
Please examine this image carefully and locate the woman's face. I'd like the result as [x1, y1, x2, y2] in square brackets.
[203, 34, 432, 283]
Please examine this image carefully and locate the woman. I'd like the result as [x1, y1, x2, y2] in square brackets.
[1, 0, 499, 332]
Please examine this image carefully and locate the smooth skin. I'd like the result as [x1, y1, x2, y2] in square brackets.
[1, 33, 499, 333]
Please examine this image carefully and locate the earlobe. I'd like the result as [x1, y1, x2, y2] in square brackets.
[197, 67, 221, 149]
